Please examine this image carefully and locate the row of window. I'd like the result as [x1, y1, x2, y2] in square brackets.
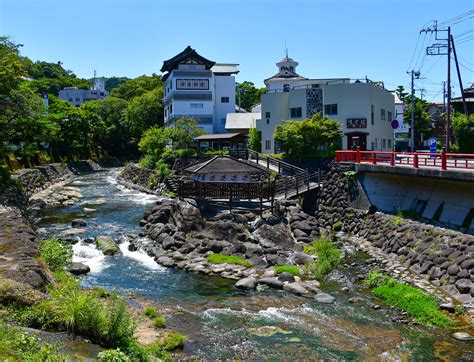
[372, 138, 392, 150]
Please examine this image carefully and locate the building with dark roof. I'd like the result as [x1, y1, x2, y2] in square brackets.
[161, 46, 239, 134]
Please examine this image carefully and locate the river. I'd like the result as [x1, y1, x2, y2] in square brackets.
[38, 168, 474, 360]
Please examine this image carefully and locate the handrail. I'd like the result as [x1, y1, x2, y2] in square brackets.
[335, 150, 474, 170]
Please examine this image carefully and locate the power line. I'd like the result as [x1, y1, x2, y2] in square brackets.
[438, 10, 474, 27]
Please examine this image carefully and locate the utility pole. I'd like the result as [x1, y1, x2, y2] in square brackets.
[419, 88, 426, 100]
[408, 70, 420, 152]
[450, 34, 469, 115]
[442, 81, 446, 112]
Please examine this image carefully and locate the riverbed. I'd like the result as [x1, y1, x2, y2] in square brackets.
[38, 168, 474, 360]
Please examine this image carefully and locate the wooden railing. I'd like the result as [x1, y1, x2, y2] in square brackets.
[335, 150, 474, 171]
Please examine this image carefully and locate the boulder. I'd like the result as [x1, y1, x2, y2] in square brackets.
[157, 256, 174, 267]
[235, 277, 257, 290]
[249, 255, 268, 269]
[452, 332, 473, 341]
[171, 200, 204, 232]
[0, 277, 48, 306]
[258, 277, 284, 289]
[253, 223, 295, 250]
[283, 282, 309, 295]
[95, 236, 120, 255]
[455, 278, 473, 294]
[289, 252, 313, 265]
[314, 292, 335, 304]
[65, 262, 90, 275]
[277, 272, 296, 283]
[71, 219, 87, 228]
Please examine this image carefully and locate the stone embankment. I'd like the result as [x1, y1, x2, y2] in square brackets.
[117, 163, 165, 195]
[315, 163, 474, 306]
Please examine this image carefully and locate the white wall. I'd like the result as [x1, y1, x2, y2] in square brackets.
[214, 75, 236, 133]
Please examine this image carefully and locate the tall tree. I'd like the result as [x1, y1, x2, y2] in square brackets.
[235, 81, 266, 111]
[451, 113, 474, 153]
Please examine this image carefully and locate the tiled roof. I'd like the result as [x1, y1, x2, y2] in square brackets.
[161, 46, 215, 73]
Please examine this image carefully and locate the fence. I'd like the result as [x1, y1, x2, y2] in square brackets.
[335, 150, 474, 170]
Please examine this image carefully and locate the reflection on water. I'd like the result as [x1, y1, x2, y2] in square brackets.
[38, 169, 474, 360]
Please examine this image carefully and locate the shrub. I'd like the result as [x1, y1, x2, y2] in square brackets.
[332, 220, 343, 232]
[274, 265, 300, 276]
[207, 253, 252, 268]
[365, 271, 452, 327]
[97, 348, 130, 362]
[38, 236, 73, 271]
[152, 316, 166, 329]
[203, 150, 229, 156]
[155, 160, 171, 182]
[304, 239, 340, 279]
[0, 320, 66, 360]
[144, 306, 157, 318]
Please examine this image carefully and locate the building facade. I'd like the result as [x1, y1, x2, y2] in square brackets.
[161, 46, 239, 134]
[58, 77, 108, 107]
[258, 55, 395, 153]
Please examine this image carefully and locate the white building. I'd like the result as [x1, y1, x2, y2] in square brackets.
[161, 46, 239, 134]
[225, 112, 260, 134]
[58, 77, 108, 107]
[258, 55, 395, 153]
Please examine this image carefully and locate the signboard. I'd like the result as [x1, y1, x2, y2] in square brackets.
[395, 123, 410, 134]
[430, 137, 437, 158]
[346, 118, 367, 128]
[391, 119, 399, 129]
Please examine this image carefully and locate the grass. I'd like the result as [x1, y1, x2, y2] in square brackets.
[304, 238, 341, 279]
[365, 271, 452, 327]
[38, 236, 73, 271]
[144, 306, 157, 318]
[274, 265, 300, 276]
[152, 316, 166, 329]
[0, 319, 67, 361]
[332, 220, 343, 232]
[207, 253, 252, 268]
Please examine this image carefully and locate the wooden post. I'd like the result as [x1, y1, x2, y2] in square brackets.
[441, 151, 447, 170]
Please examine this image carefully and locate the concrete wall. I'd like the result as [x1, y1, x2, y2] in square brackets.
[359, 172, 474, 230]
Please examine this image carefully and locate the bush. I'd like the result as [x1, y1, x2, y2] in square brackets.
[0, 320, 66, 360]
[144, 306, 157, 318]
[152, 316, 166, 329]
[304, 239, 340, 279]
[207, 253, 252, 268]
[365, 271, 452, 327]
[203, 150, 229, 156]
[332, 220, 343, 232]
[38, 236, 73, 271]
[97, 348, 131, 362]
[274, 265, 300, 276]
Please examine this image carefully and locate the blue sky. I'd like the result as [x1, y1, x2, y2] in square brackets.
[1, 0, 473, 102]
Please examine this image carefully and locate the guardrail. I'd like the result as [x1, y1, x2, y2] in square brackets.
[335, 150, 474, 170]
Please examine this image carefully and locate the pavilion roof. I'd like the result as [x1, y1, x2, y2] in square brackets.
[161, 46, 216, 73]
[184, 156, 269, 174]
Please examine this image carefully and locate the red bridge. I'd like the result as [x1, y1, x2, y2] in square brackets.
[336, 150, 474, 171]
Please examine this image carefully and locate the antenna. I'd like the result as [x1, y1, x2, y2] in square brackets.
[285, 40, 288, 58]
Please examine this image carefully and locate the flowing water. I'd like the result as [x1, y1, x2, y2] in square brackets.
[38, 169, 474, 360]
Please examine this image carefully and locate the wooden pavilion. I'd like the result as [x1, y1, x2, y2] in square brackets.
[174, 156, 276, 213]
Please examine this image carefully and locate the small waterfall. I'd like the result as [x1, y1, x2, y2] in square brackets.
[72, 240, 108, 273]
[119, 241, 165, 271]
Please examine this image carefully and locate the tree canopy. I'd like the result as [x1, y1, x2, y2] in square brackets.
[451, 113, 474, 153]
[274, 114, 342, 158]
[236, 81, 266, 111]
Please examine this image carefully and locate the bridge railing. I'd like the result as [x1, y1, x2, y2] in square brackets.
[335, 150, 474, 170]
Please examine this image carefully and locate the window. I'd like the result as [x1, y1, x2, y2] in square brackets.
[290, 107, 302, 118]
[75, 98, 80, 102]
[265, 112, 271, 118]
[324, 104, 338, 115]
[388, 139, 392, 149]
[265, 140, 271, 150]
[176, 79, 209, 90]
[375, 138, 378, 149]
[381, 109, 386, 121]
[383, 139, 386, 149]
[371, 105, 374, 125]
[266, 119, 270, 124]
[283, 84, 290, 92]
[388, 111, 392, 122]
[371, 142, 375, 150]
[170, 104, 172, 113]
[221, 97, 229, 103]
[190, 103, 203, 109]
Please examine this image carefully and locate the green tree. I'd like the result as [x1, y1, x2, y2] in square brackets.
[274, 113, 342, 158]
[126, 87, 164, 143]
[403, 95, 433, 149]
[395, 85, 408, 103]
[236, 81, 266, 111]
[105, 76, 129, 92]
[452, 113, 474, 153]
[248, 127, 261, 152]
[169, 117, 206, 150]
[110, 75, 162, 101]
[138, 126, 174, 169]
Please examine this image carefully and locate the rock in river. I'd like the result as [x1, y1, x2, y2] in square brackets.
[95, 236, 120, 255]
[235, 277, 257, 290]
[283, 282, 309, 295]
[452, 332, 473, 341]
[314, 292, 336, 304]
[71, 219, 87, 228]
[258, 277, 284, 289]
[66, 262, 90, 275]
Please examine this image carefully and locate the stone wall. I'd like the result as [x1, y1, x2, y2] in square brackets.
[117, 163, 165, 194]
[315, 163, 474, 305]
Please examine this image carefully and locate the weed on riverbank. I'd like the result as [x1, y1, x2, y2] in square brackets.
[207, 253, 252, 267]
[365, 271, 452, 327]
[304, 239, 341, 279]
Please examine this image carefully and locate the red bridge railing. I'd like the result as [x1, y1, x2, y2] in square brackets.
[335, 150, 474, 171]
